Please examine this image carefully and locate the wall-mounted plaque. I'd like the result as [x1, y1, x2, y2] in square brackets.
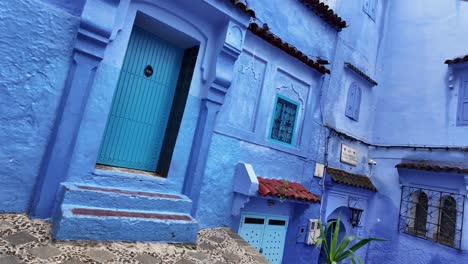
[340, 144, 357, 166]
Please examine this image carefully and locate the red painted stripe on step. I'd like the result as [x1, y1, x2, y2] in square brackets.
[76, 185, 182, 200]
[71, 208, 192, 221]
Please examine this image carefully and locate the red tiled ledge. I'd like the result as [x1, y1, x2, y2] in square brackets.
[257, 177, 321, 203]
[396, 163, 468, 174]
[71, 208, 192, 221]
[248, 23, 330, 75]
[299, 0, 347, 31]
[229, 0, 256, 17]
[344, 62, 378, 87]
[326, 167, 377, 191]
[445, 55, 468, 65]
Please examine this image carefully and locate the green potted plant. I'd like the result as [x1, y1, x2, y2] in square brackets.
[316, 215, 384, 264]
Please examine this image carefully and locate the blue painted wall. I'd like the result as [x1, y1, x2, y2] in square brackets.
[0, 0, 79, 213]
[3, 0, 468, 263]
[42, 0, 86, 16]
[373, 0, 468, 146]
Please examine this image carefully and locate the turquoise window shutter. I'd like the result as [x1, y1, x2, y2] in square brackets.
[458, 81, 468, 126]
[346, 83, 361, 121]
[269, 95, 299, 145]
[353, 84, 362, 120]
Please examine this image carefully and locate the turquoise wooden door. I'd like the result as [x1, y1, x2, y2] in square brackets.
[239, 214, 289, 264]
[98, 26, 184, 171]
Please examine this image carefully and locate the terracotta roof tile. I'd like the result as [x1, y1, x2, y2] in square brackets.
[396, 163, 468, 174]
[345, 62, 378, 86]
[445, 55, 468, 65]
[257, 177, 320, 203]
[248, 23, 330, 75]
[326, 167, 377, 191]
[299, 0, 347, 31]
[229, 0, 256, 18]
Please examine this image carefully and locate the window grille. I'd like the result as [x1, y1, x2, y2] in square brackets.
[399, 186, 465, 249]
[270, 96, 298, 144]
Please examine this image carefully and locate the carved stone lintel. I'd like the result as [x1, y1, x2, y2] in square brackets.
[78, 0, 121, 59]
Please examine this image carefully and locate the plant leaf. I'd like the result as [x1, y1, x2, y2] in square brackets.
[347, 237, 386, 254]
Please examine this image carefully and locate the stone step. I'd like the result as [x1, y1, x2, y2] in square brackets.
[53, 206, 198, 243]
[60, 183, 192, 214]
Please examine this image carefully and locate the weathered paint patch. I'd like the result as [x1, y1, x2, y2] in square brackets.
[0, 0, 79, 213]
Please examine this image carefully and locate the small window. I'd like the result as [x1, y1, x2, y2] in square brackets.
[412, 192, 428, 236]
[399, 186, 464, 249]
[345, 83, 361, 121]
[268, 219, 286, 226]
[245, 217, 265, 225]
[270, 95, 299, 145]
[457, 80, 468, 126]
[439, 196, 457, 247]
[363, 0, 377, 20]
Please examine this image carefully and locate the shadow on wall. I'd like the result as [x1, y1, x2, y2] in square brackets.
[365, 192, 468, 264]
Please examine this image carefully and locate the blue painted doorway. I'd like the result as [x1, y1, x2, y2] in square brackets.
[239, 213, 289, 264]
[98, 26, 185, 172]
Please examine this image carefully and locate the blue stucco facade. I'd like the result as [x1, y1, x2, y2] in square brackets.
[3, 0, 468, 263]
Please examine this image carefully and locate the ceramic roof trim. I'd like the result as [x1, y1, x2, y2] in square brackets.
[299, 0, 347, 31]
[248, 23, 331, 75]
[344, 62, 378, 86]
[257, 177, 321, 203]
[445, 55, 468, 65]
[326, 167, 377, 191]
[229, 0, 256, 17]
[396, 163, 468, 174]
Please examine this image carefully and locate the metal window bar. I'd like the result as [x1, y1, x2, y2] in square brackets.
[271, 98, 297, 144]
[398, 186, 465, 249]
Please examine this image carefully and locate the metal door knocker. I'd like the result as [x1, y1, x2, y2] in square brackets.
[144, 65, 153, 77]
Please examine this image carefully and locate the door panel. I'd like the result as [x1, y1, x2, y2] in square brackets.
[239, 215, 266, 251]
[98, 26, 184, 171]
[262, 217, 288, 264]
[239, 214, 289, 264]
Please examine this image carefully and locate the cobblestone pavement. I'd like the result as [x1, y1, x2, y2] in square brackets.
[0, 214, 269, 264]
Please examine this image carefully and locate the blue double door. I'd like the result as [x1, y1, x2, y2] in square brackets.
[97, 26, 185, 172]
[239, 213, 289, 264]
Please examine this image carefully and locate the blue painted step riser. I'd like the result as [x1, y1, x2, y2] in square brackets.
[61, 188, 192, 214]
[54, 215, 198, 243]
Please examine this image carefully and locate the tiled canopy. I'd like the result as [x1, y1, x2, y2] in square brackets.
[257, 177, 321, 203]
[396, 163, 468, 174]
[445, 55, 468, 65]
[326, 167, 377, 191]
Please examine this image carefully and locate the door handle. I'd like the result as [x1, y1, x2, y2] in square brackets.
[259, 248, 263, 254]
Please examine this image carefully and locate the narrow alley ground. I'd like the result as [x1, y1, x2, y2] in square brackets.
[0, 214, 268, 264]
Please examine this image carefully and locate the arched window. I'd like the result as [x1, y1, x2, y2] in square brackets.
[412, 192, 428, 236]
[345, 83, 361, 121]
[439, 196, 457, 246]
[400, 186, 464, 249]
